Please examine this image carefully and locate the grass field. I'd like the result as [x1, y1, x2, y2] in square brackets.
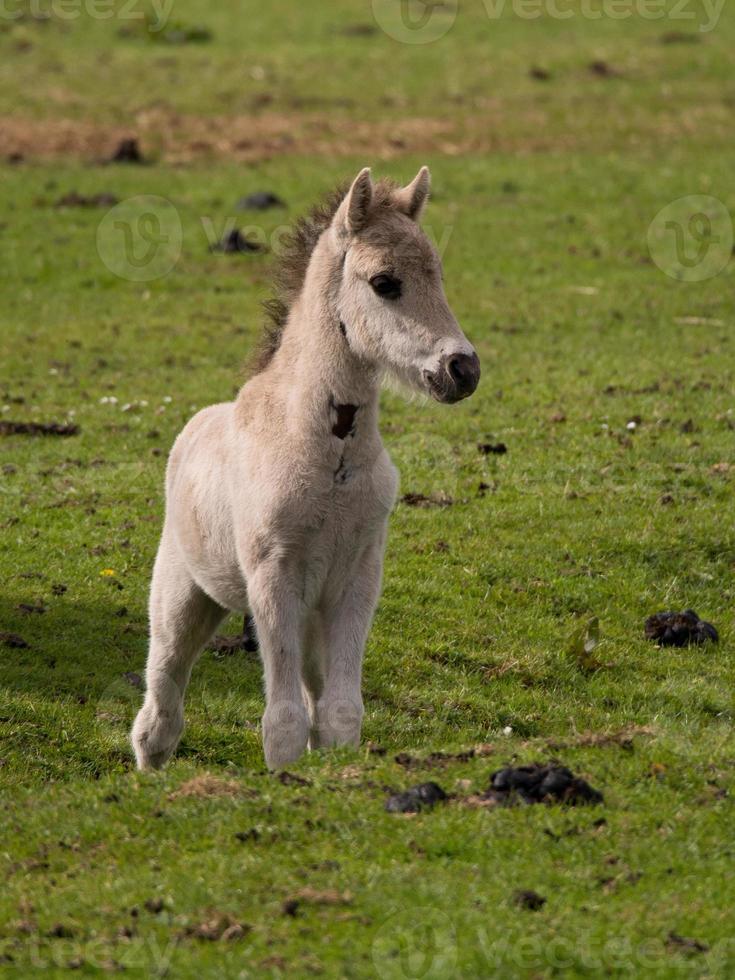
[1, 1, 734, 976]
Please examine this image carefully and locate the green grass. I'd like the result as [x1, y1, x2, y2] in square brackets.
[1, 1, 735, 976]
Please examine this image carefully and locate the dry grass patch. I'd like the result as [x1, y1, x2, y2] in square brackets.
[546, 727, 656, 751]
[167, 774, 246, 801]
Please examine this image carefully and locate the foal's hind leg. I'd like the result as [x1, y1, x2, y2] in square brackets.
[131, 533, 225, 770]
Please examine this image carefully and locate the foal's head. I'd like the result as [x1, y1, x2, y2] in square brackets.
[328, 167, 480, 404]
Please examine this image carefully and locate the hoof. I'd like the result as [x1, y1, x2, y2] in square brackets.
[131, 704, 183, 771]
[262, 703, 310, 770]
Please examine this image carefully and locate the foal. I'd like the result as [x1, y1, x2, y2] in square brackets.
[131, 167, 480, 770]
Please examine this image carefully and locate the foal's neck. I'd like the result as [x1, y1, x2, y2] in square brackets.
[280, 256, 381, 447]
[301, 297, 380, 442]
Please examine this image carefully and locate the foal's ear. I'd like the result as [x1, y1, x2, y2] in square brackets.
[395, 166, 431, 221]
[340, 167, 374, 235]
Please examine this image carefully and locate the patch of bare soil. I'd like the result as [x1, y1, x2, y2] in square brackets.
[546, 726, 655, 751]
[236, 191, 286, 210]
[210, 228, 266, 254]
[588, 60, 621, 78]
[210, 615, 258, 655]
[666, 932, 709, 954]
[282, 888, 353, 917]
[16, 603, 46, 615]
[401, 492, 454, 508]
[394, 745, 495, 769]
[109, 137, 145, 163]
[2, 99, 732, 161]
[0, 632, 29, 649]
[54, 191, 119, 208]
[0, 112, 452, 163]
[514, 889, 546, 911]
[276, 770, 311, 787]
[0, 421, 79, 436]
[180, 912, 251, 942]
[167, 774, 244, 800]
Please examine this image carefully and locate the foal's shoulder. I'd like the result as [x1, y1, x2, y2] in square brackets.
[166, 402, 236, 487]
[171, 402, 236, 454]
[182, 401, 233, 433]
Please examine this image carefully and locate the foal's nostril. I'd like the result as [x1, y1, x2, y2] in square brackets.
[448, 357, 462, 383]
[444, 352, 480, 397]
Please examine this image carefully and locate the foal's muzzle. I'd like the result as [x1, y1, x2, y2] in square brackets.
[424, 351, 481, 404]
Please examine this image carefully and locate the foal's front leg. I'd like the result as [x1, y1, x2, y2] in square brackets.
[246, 559, 310, 769]
[313, 538, 385, 749]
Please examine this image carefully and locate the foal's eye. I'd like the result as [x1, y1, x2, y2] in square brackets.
[369, 274, 402, 300]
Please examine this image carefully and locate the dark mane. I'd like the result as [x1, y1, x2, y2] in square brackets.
[248, 177, 399, 376]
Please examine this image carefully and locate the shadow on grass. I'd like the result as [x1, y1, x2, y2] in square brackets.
[0, 592, 263, 716]
[0, 592, 266, 780]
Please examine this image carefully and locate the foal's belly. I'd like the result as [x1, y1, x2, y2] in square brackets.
[195, 563, 250, 613]
[182, 534, 250, 613]
[188, 517, 377, 615]
[171, 484, 250, 612]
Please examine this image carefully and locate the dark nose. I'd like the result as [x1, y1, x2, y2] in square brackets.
[444, 351, 480, 400]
